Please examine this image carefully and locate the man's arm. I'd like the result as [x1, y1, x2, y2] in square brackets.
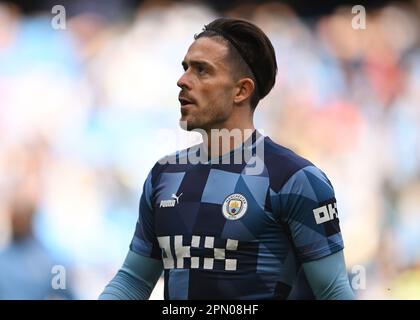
[302, 250, 355, 300]
[275, 165, 354, 299]
[99, 249, 163, 300]
[99, 167, 163, 300]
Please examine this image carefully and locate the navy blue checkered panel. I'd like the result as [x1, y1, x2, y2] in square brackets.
[130, 131, 344, 299]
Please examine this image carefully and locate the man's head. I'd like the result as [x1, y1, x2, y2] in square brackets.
[8, 199, 36, 241]
[177, 18, 277, 131]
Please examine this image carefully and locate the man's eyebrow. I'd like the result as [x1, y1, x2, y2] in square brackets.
[182, 60, 214, 70]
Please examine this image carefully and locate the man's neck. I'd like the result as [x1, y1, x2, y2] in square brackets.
[202, 123, 256, 159]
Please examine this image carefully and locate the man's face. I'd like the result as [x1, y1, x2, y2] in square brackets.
[177, 37, 237, 131]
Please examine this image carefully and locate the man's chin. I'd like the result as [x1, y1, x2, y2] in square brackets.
[179, 118, 203, 132]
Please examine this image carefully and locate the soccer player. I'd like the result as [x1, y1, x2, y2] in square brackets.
[99, 18, 354, 300]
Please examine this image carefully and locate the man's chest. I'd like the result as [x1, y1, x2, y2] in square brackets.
[150, 166, 291, 272]
[151, 167, 278, 240]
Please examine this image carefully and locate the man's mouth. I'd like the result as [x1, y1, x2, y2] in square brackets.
[179, 99, 195, 106]
[178, 95, 195, 106]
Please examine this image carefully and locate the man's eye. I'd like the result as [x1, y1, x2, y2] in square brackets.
[197, 66, 207, 75]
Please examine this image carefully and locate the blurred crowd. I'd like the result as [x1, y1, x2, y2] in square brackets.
[0, 0, 419, 299]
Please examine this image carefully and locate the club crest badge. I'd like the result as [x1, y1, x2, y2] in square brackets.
[222, 193, 248, 220]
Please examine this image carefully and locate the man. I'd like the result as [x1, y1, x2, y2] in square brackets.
[99, 18, 354, 300]
[0, 197, 74, 300]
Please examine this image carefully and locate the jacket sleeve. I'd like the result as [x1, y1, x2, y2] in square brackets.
[99, 249, 163, 300]
[302, 250, 355, 300]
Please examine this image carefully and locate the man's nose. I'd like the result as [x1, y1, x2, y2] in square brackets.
[177, 72, 191, 90]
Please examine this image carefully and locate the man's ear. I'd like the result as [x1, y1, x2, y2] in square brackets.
[233, 78, 255, 105]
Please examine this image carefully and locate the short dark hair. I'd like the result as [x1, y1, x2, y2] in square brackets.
[194, 17, 277, 109]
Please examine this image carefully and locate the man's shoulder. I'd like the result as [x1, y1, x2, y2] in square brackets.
[157, 143, 202, 165]
[263, 137, 319, 192]
[148, 143, 201, 181]
[264, 136, 314, 170]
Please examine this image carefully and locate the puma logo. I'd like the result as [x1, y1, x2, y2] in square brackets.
[171, 193, 183, 204]
[160, 193, 183, 208]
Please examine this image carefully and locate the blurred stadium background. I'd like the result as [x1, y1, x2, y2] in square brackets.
[0, 0, 419, 299]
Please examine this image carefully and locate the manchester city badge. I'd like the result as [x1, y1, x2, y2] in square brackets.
[222, 193, 248, 220]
